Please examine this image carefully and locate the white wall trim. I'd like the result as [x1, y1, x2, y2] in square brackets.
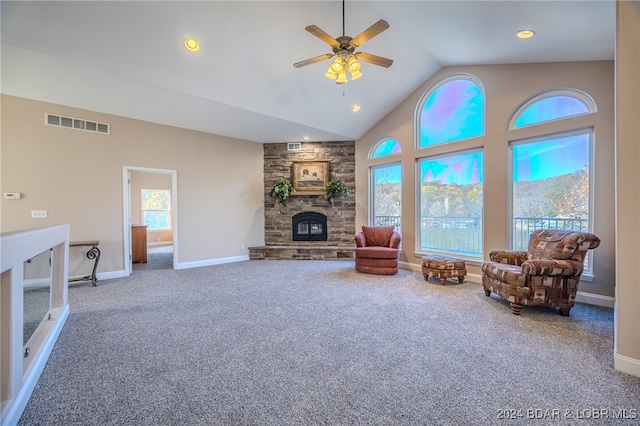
[614, 352, 640, 378]
[575, 291, 615, 308]
[176, 255, 250, 270]
[122, 166, 178, 277]
[67, 270, 126, 284]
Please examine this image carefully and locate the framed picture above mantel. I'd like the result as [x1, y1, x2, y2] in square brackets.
[291, 161, 329, 195]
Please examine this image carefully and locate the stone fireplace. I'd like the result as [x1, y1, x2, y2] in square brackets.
[249, 141, 356, 260]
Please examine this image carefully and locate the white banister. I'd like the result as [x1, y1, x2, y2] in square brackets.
[1, 225, 70, 426]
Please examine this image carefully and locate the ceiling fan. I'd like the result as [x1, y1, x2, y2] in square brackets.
[293, 0, 393, 83]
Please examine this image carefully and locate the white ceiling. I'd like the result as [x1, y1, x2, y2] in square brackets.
[1, 1, 615, 143]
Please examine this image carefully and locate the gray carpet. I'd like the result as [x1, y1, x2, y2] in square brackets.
[18, 260, 640, 425]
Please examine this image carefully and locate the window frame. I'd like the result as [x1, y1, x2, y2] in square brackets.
[415, 148, 484, 260]
[414, 73, 485, 150]
[508, 88, 597, 130]
[141, 188, 172, 231]
[369, 162, 403, 233]
[507, 128, 595, 275]
[369, 138, 402, 159]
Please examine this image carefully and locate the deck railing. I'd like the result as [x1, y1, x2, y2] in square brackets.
[512, 217, 589, 250]
[373, 215, 589, 256]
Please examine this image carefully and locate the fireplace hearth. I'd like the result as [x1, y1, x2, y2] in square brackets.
[292, 211, 328, 241]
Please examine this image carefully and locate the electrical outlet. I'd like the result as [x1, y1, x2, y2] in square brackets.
[241, 243, 246, 249]
[31, 210, 47, 219]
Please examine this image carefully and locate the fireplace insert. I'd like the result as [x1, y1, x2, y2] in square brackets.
[292, 211, 328, 241]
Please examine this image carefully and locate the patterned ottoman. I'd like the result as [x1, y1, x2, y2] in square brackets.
[421, 255, 467, 285]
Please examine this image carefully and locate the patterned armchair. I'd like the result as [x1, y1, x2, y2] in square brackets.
[354, 226, 401, 275]
[481, 230, 600, 316]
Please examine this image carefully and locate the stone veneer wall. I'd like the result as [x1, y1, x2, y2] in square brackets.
[263, 141, 355, 246]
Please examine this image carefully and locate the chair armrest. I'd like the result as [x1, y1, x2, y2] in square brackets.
[389, 232, 401, 249]
[489, 250, 527, 265]
[354, 232, 367, 247]
[522, 259, 583, 277]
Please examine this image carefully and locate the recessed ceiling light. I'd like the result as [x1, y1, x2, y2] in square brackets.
[184, 38, 199, 52]
[516, 29, 535, 39]
[352, 104, 361, 112]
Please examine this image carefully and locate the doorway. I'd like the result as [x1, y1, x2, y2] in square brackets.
[122, 166, 178, 275]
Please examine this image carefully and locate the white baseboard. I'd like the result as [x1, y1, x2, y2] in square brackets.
[614, 352, 640, 378]
[68, 270, 126, 283]
[575, 291, 615, 308]
[68, 258, 248, 283]
[176, 255, 249, 270]
[400, 261, 421, 273]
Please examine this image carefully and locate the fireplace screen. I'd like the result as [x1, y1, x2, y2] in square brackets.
[292, 212, 328, 241]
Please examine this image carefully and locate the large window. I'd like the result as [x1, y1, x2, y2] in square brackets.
[371, 163, 402, 234]
[418, 151, 483, 257]
[417, 76, 484, 148]
[509, 88, 595, 272]
[141, 189, 171, 230]
[511, 131, 592, 261]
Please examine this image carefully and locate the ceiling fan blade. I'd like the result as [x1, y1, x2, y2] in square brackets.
[355, 52, 393, 68]
[305, 25, 340, 48]
[293, 53, 334, 68]
[351, 19, 390, 47]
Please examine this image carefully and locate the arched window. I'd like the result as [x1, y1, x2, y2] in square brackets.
[369, 139, 402, 233]
[416, 75, 484, 148]
[510, 89, 596, 129]
[370, 138, 401, 159]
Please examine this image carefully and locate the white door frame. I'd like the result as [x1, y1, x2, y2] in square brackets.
[122, 166, 178, 275]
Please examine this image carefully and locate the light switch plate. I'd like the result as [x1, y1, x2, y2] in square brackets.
[31, 210, 47, 218]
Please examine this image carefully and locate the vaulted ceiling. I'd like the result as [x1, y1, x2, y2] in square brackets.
[1, 1, 615, 143]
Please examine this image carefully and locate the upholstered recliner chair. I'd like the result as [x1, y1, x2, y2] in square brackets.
[354, 226, 401, 275]
[481, 229, 600, 316]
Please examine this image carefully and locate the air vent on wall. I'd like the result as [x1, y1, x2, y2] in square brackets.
[287, 142, 302, 151]
[45, 113, 110, 134]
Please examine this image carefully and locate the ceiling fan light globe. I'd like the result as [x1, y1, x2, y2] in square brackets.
[325, 67, 337, 80]
[330, 58, 345, 73]
[350, 70, 363, 80]
[336, 71, 347, 84]
[348, 60, 361, 73]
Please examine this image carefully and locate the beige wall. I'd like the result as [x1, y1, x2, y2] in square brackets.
[1, 95, 265, 276]
[615, 0, 640, 374]
[355, 61, 615, 299]
[130, 171, 173, 244]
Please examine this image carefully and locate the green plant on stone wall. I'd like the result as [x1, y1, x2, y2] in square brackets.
[325, 178, 351, 205]
[270, 177, 293, 206]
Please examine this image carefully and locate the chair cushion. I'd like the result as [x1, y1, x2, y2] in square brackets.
[422, 255, 466, 270]
[481, 261, 527, 286]
[361, 226, 394, 247]
[356, 246, 399, 259]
